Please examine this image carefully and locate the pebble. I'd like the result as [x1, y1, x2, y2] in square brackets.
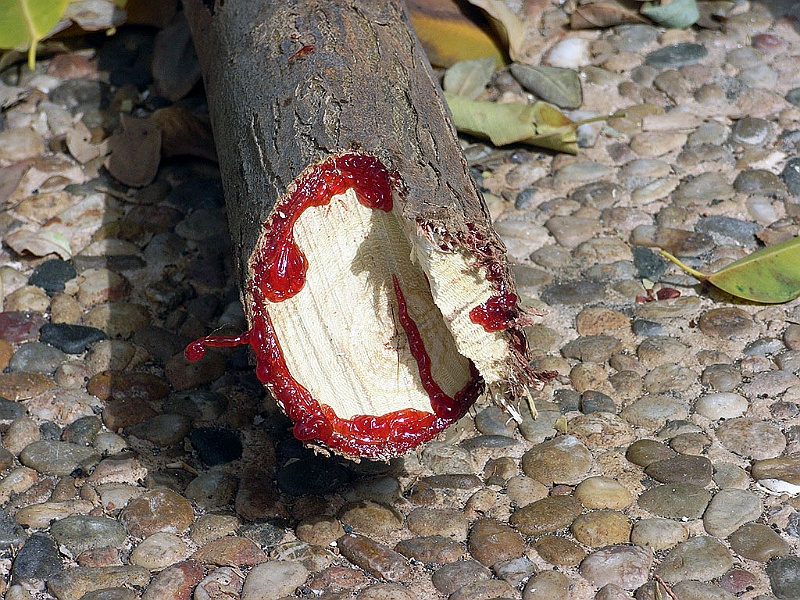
[404, 508, 468, 541]
[28, 259, 76, 295]
[130, 533, 189, 570]
[431, 559, 491, 595]
[625, 439, 676, 467]
[119, 488, 194, 537]
[645, 43, 708, 68]
[671, 581, 736, 600]
[643, 363, 696, 393]
[742, 370, 800, 398]
[467, 518, 525, 566]
[521, 435, 593, 486]
[394, 535, 461, 565]
[765, 556, 800, 600]
[0, 372, 56, 401]
[339, 500, 403, 537]
[568, 412, 635, 448]
[729, 523, 791, 562]
[716, 418, 787, 459]
[140, 559, 204, 600]
[6, 287, 52, 313]
[571, 510, 631, 547]
[751, 457, 800, 495]
[164, 350, 226, 391]
[126, 413, 192, 447]
[695, 392, 748, 419]
[4, 416, 41, 455]
[337, 534, 409, 582]
[532, 535, 585, 566]
[546, 216, 599, 248]
[575, 307, 629, 336]
[701, 364, 741, 392]
[189, 513, 241, 547]
[630, 518, 688, 551]
[720, 568, 757, 595]
[163, 390, 228, 422]
[574, 476, 633, 509]
[193, 535, 267, 567]
[562, 335, 621, 363]
[449, 579, 514, 600]
[77, 268, 129, 307]
[19, 440, 100, 476]
[620, 395, 688, 428]
[357, 584, 416, 600]
[523, 570, 570, 600]
[645, 455, 712, 486]
[194, 567, 245, 600]
[83, 302, 151, 338]
[15, 500, 94, 529]
[493, 555, 536, 587]
[579, 544, 652, 589]
[541, 281, 607, 306]
[695, 215, 759, 246]
[50, 515, 127, 557]
[638, 483, 711, 519]
[12, 533, 63, 581]
[782, 157, 800, 195]
[655, 536, 734, 583]
[184, 471, 237, 509]
[509, 495, 583, 535]
[713, 462, 749, 489]
[46, 566, 150, 600]
[0, 310, 45, 343]
[474, 405, 516, 437]
[703, 489, 763, 537]
[733, 169, 787, 196]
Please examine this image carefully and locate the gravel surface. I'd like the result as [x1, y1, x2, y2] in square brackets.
[1, 1, 800, 599]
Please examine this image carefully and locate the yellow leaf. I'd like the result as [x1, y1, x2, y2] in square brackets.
[0, 0, 69, 69]
[659, 236, 800, 303]
[406, 0, 506, 67]
[445, 93, 578, 154]
[466, 0, 525, 61]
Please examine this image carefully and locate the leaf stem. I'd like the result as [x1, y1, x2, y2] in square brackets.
[658, 249, 709, 280]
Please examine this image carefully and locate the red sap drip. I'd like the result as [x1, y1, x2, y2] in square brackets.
[184, 331, 252, 361]
[252, 153, 394, 303]
[469, 291, 519, 333]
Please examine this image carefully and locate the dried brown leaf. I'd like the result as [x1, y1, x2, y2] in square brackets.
[152, 12, 202, 102]
[571, 1, 647, 29]
[151, 106, 217, 162]
[106, 114, 162, 188]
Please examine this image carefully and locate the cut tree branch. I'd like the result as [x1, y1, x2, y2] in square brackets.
[182, 0, 549, 459]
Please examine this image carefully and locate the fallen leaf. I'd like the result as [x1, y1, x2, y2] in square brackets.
[443, 57, 495, 99]
[641, 0, 700, 28]
[106, 114, 162, 187]
[660, 237, 800, 303]
[0, 161, 32, 205]
[571, 1, 647, 29]
[466, 0, 525, 61]
[0, 0, 69, 69]
[4, 228, 72, 259]
[150, 106, 217, 162]
[406, 0, 506, 67]
[66, 119, 109, 164]
[152, 12, 201, 101]
[445, 93, 578, 154]
[509, 63, 582, 109]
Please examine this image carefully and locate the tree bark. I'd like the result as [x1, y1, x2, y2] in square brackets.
[183, 0, 546, 458]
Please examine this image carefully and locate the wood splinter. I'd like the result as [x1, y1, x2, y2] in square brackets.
[183, 0, 553, 459]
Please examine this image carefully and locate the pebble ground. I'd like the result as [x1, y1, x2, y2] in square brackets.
[1, 1, 800, 599]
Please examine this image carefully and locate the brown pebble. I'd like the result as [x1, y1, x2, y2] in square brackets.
[467, 518, 526, 566]
[337, 533, 410, 582]
[0, 372, 55, 401]
[0, 340, 12, 371]
[296, 515, 345, 546]
[77, 546, 122, 567]
[532, 535, 585, 566]
[307, 565, 370, 594]
[575, 307, 630, 335]
[119, 488, 194, 537]
[141, 559, 204, 600]
[165, 350, 226, 391]
[698, 307, 755, 339]
[394, 535, 462, 565]
[192, 535, 267, 566]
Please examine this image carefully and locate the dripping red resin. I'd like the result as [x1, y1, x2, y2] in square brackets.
[186, 152, 482, 458]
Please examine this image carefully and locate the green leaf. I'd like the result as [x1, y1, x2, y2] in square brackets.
[659, 236, 800, 303]
[0, 0, 69, 69]
[509, 63, 583, 109]
[443, 57, 496, 99]
[641, 0, 700, 29]
[445, 93, 578, 154]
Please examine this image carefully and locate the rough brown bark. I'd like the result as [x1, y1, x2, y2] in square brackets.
[182, 0, 544, 457]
